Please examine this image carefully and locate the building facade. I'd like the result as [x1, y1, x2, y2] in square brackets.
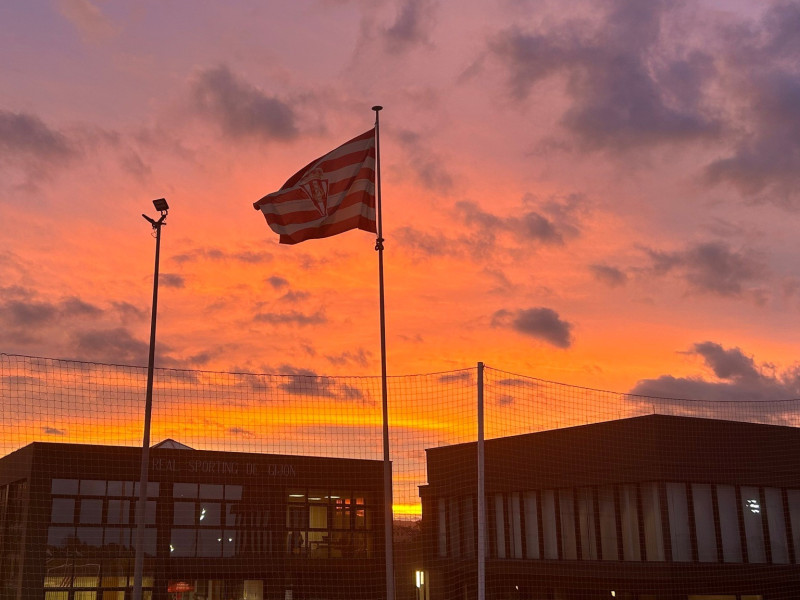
[420, 415, 800, 600]
[0, 441, 385, 600]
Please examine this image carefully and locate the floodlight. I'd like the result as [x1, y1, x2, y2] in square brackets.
[152, 198, 169, 212]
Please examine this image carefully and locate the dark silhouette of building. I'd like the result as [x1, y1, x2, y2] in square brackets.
[0, 441, 385, 600]
[420, 414, 800, 600]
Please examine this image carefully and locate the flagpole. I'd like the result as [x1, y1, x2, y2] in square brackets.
[372, 105, 395, 600]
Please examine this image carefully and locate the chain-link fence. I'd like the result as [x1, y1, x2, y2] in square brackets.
[2, 353, 800, 600]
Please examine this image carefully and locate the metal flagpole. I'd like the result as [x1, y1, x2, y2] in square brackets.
[477, 362, 486, 600]
[372, 105, 395, 600]
[133, 198, 169, 600]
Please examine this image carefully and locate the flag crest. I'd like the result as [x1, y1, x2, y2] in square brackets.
[253, 129, 376, 244]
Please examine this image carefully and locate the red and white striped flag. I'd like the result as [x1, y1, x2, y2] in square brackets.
[253, 129, 376, 244]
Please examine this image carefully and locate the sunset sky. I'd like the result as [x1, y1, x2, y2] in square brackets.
[2, 0, 800, 403]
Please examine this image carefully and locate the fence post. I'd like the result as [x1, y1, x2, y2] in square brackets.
[477, 362, 486, 600]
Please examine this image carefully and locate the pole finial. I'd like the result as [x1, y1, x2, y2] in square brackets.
[372, 105, 383, 112]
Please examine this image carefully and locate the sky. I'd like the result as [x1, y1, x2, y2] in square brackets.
[2, 0, 800, 404]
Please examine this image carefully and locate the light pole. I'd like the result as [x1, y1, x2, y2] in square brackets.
[133, 198, 169, 600]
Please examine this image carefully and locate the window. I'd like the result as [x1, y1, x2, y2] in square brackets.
[168, 482, 250, 560]
[598, 485, 618, 561]
[198, 502, 221, 526]
[133, 482, 159, 498]
[437, 498, 447, 558]
[285, 490, 373, 559]
[559, 489, 577, 560]
[666, 483, 691, 561]
[692, 484, 717, 562]
[462, 496, 475, 558]
[509, 493, 523, 559]
[620, 485, 641, 561]
[222, 531, 237, 557]
[494, 493, 506, 559]
[523, 491, 540, 559]
[469, 481, 800, 567]
[51, 498, 75, 524]
[106, 481, 133, 497]
[170, 529, 196, 557]
[80, 499, 103, 524]
[134, 500, 156, 525]
[47, 477, 159, 576]
[77, 527, 103, 547]
[641, 483, 664, 561]
[449, 497, 461, 557]
[354, 495, 369, 530]
[742, 486, 766, 563]
[80, 480, 106, 496]
[173, 502, 195, 525]
[103, 528, 130, 549]
[52, 479, 79, 495]
[541, 490, 558, 559]
[307, 493, 328, 558]
[43, 556, 153, 598]
[199, 484, 224, 499]
[225, 485, 243, 501]
[173, 483, 198, 498]
[787, 490, 800, 564]
[47, 527, 74, 548]
[764, 487, 789, 564]
[577, 487, 597, 560]
[106, 500, 129, 525]
[197, 529, 223, 557]
[716, 485, 742, 563]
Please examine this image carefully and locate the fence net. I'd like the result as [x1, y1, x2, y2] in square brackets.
[1, 353, 800, 600]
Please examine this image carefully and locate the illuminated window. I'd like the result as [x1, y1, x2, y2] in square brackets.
[742, 486, 766, 563]
[285, 489, 373, 559]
